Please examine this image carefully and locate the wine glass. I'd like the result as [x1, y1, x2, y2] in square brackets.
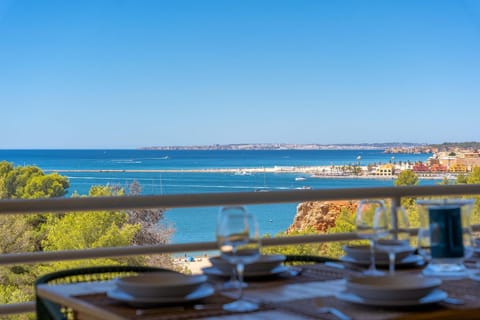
[376, 206, 411, 274]
[355, 200, 388, 276]
[216, 206, 261, 312]
[216, 207, 247, 290]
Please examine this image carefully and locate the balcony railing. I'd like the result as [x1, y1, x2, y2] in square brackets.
[1, 184, 480, 316]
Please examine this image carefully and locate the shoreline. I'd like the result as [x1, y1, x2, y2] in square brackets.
[45, 166, 453, 180]
[173, 256, 213, 274]
[44, 166, 340, 173]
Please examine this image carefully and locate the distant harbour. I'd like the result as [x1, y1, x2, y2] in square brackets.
[43, 165, 454, 180]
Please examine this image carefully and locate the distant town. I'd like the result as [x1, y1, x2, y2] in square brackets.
[141, 142, 480, 177]
[141, 142, 426, 151]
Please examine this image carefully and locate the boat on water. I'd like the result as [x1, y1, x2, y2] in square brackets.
[295, 176, 307, 181]
[295, 186, 312, 190]
[234, 169, 252, 176]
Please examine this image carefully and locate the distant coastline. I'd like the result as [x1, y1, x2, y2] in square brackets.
[139, 142, 480, 155]
[139, 142, 425, 151]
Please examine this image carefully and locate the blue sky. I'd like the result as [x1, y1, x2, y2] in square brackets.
[1, 0, 479, 148]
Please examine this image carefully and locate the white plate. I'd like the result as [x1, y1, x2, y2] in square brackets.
[106, 284, 214, 307]
[340, 254, 423, 267]
[202, 265, 289, 278]
[336, 289, 448, 307]
[209, 255, 286, 274]
[116, 272, 207, 298]
[469, 270, 480, 281]
[343, 244, 413, 262]
[346, 274, 442, 300]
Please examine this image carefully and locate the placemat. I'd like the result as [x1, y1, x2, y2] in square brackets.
[441, 278, 480, 305]
[269, 295, 450, 320]
[75, 292, 273, 320]
[267, 277, 480, 320]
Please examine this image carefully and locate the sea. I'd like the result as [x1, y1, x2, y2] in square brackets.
[0, 149, 436, 244]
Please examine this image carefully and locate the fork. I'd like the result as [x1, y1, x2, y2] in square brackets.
[317, 307, 352, 320]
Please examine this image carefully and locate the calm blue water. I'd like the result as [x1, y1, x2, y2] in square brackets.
[0, 149, 436, 243]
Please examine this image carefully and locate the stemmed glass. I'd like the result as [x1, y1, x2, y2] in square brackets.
[216, 206, 261, 312]
[376, 206, 411, 274]
[216, 207, 247, 290]
[355, 200, 388, 276]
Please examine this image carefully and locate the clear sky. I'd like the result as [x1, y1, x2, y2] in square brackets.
[1, 0, 479, 148]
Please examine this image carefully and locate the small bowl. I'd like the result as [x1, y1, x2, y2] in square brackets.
[347, 274, 442, 301]
[116, 272, 207, 298]
[343, 244, 413, 263]
[209, 254, 286, 275]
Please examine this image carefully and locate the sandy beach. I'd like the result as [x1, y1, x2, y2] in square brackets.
[174, 256, 213, 274]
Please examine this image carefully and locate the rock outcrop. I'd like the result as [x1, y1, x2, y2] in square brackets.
[287, 200, 358, 233]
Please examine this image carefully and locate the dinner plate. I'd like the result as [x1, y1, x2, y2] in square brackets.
[336, 289, 448, 307]
[202, 265, 289, 278]
[469, 270, 480, 281]
[343, 244, 413, 263]
[106, 284, 214, 307]
[209, 254, 286, 274]
[346, 274, 442, 300]
[116, 272, 207, 298]
[340, 254, 423, 267]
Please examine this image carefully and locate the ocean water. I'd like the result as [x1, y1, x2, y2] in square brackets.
[0, 149, 436, 243]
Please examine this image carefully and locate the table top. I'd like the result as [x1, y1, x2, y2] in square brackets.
[36, 260, 480, 320]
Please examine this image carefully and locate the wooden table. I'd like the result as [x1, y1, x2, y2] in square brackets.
[36, 262, 480, 320]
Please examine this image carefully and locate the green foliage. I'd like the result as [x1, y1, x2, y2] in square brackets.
[23, 173, 69, 199]
[0, 281, 35, 319]
[394, 170, 419, 208]
[430, 141, 480, 150]
[457, 174, 467, 184]
[88, 184, 125, 197]
[466, 167, 480, 184]
[0, 163, 175, 312]
[0, 214, 38, 307]
[261, 227, 323, 258]
[0, 215, 35, 254]
[41, 211, 139, 251]
[0, 164, 68, 199]
[319, 208, 361, 258]
[39, 184, 143, 271]
[262, 208, 362, 260]
[394, 170, 419, 186]
[461, 168, 480, 225]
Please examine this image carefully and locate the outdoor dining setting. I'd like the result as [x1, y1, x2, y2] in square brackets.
[34, 197, 480, 320]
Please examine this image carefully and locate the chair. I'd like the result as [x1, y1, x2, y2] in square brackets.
[35, 265, 171, 320]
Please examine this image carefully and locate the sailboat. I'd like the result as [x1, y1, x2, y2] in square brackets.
[295, 176, 307, 181]
[255, 167, 271, 192]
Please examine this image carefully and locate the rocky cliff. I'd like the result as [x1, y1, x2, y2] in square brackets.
[287, 200, 358, 233]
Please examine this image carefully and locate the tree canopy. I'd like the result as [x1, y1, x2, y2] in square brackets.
[0, 161, 69, 199]
[394, 169, 419, 187]
[0, 162, 174, 317]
